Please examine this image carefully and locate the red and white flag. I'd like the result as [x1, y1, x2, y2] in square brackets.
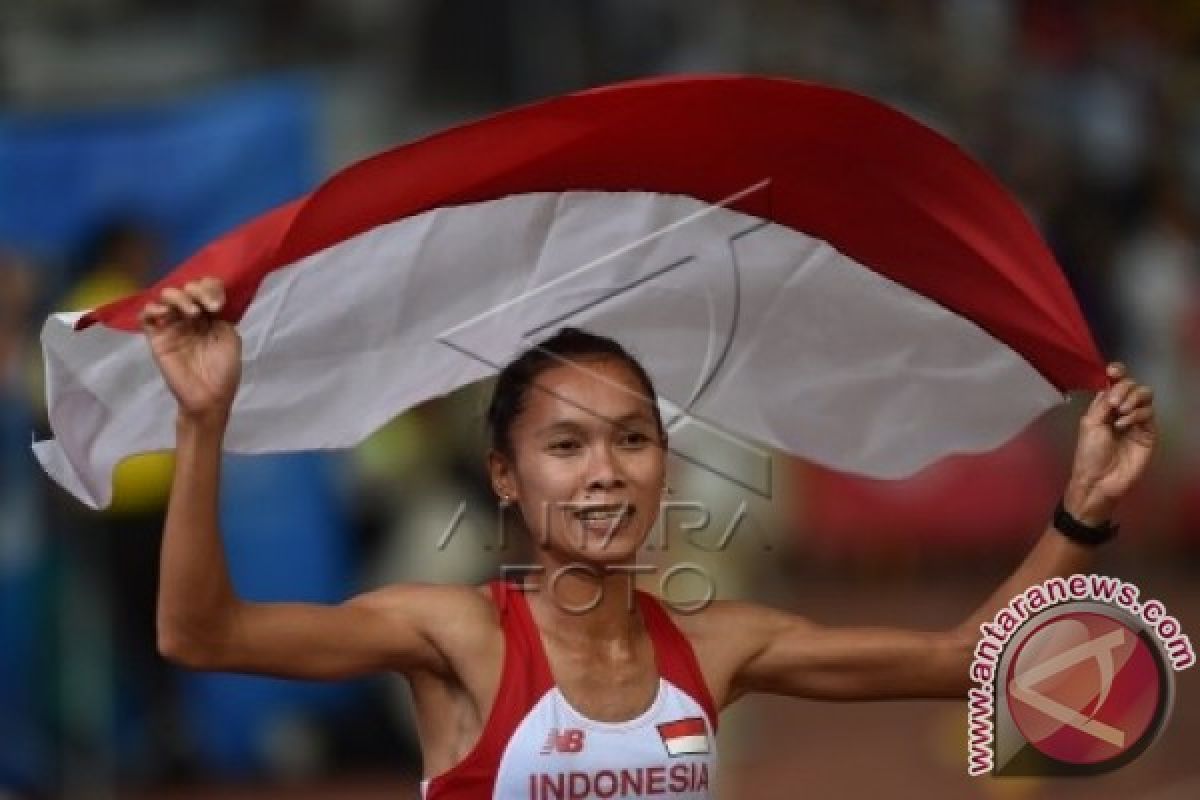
[657, 718, 710, 757]
[33, 75, 1105, 509]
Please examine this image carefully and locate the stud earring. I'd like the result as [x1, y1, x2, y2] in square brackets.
[499, 494, 513, 508]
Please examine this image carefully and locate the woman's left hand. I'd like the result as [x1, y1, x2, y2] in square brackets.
[1064, 362, 1157, 525]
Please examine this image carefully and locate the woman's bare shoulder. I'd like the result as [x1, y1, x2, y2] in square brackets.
[356, 581, 502, 645]
[648, 596, 787, 710]
[355, 580, 496, 610]
[658, 596, 799, 652]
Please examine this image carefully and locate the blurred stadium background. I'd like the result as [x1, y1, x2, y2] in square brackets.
[1, 1, 1198, 798]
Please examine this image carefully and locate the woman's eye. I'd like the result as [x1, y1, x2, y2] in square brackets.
[549, 440, 580, 452]
[620, 432, 650, 446]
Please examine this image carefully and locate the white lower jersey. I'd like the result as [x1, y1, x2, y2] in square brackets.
[421, 580, 719, 799]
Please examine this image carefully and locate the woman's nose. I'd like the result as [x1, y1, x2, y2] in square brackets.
[584, 444, 625, 492]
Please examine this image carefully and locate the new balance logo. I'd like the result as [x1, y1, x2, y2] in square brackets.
[540, 728, 585, 754]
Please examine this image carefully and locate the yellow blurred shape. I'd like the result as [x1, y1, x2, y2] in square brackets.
[109, 451, 175, 515]
[931, 705, 1043, 798]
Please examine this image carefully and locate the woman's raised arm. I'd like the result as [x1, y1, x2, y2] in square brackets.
[715, 364, 1156, 704]
[144, 278, 484, 680]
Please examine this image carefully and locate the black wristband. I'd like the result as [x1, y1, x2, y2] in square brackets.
[1053, 499, 1119, 546]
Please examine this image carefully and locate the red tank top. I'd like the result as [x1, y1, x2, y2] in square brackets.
[421, 580, 719, 799]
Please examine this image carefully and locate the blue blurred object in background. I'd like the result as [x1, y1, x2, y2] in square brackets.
[0, 75, 318, 288]
[181, 451, 360, 777]
[0, 357, 51, 793]
[1, 73, 355, 787]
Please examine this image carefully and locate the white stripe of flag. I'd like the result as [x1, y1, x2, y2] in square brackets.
[657, 717, 710, 756]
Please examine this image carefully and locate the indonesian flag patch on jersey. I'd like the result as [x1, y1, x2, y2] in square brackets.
[32, 75, 1106, 510]
[657, 717, 711, 757]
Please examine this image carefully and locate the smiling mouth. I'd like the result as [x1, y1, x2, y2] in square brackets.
[567, 503, 636, 534]
[570, 504, 634, 518]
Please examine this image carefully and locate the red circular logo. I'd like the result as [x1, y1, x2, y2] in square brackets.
[1005, 611, 1164, 766]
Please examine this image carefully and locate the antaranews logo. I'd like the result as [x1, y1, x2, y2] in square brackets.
[967, 574, 1195, 777]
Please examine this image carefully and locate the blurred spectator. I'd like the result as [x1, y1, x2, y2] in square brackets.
[53, 220, 179, 783]
[0, 252, 52, 794]
[1111, 175, 1200, 438]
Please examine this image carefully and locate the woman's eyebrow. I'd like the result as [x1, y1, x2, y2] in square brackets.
[533, 419, 588, 437]
[534, 410, 653, 436]
[613, 410, 655, 426]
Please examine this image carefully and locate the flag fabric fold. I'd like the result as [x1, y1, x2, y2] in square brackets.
[34, 74, 1105, 510]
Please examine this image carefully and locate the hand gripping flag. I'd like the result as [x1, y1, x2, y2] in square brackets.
[34, 75, 1105, 510]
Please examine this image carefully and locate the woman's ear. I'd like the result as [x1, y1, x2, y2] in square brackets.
[487, 447, 515, 502]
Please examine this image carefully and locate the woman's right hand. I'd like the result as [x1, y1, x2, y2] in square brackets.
[139, 277, 242, 420]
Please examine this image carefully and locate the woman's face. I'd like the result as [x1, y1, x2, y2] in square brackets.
[489, 356, 666, 566]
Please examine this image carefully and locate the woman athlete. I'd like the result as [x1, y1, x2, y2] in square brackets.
[142, 276, 1157, 798]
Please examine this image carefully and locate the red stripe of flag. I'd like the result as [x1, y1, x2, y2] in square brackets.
[74, 74, 1103, 392]
[657, 718, 706, 740]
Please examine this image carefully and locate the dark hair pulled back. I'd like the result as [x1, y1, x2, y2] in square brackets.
[485, 327, 667, 461]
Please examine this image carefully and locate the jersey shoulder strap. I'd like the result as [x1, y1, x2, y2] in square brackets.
[635, 589, 719, 731]
[422, 580, 553, 798]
